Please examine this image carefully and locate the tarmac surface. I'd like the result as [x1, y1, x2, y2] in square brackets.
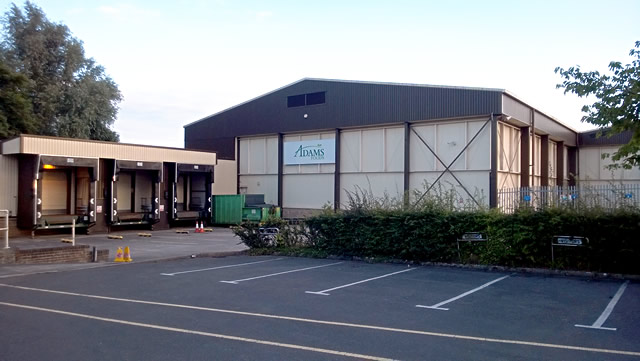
[0, 255, 638, 360]
[0, 227, 247, 278]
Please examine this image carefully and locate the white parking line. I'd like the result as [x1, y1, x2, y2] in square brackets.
[148, 241, 200, 245]
[306, 268, 416, 296]
[575, 281, 629, 331]
[1, 283, 638, 357]
[220, 262, 343, 284]
[416, 275, 510, 311]
[161, 258, 283, 276]
[0, 301, 393, 361]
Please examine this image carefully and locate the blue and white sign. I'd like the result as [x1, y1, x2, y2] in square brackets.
[284, 139, 336, 165]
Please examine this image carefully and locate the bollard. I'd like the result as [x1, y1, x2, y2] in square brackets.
[92, 246, 97, 262]
[72, 218, 76, 246]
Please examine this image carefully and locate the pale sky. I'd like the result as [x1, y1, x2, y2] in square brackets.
[2, 0, 639, 148]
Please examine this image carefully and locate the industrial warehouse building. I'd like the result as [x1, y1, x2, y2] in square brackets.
[2, 78, 639, 236]
[185, 78, 630, 218]
[0, 135, 220, 236]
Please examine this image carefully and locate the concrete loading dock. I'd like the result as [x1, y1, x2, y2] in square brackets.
[0, 135, 217, 236]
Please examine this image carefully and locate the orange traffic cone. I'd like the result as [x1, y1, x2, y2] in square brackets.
[123, 246, 133, 262]
[195, 221, 200, 233]
[199, 221, 204, 233]
[114, 247, 124, 262]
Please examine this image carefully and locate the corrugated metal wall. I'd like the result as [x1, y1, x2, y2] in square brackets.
[579, 146, 640, 185]
[186, 79, 503, 159]
[0, 154, 19, 216]
[20, 136, 216, 164]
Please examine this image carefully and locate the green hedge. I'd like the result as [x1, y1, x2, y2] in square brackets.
[304, 208, 640, 274]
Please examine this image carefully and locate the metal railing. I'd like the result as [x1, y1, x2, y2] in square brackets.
[0, 210, 8, 249]
[498, 184, 640, 213]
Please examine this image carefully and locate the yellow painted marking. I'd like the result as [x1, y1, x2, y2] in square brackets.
[0, 283, 638, 357]
[0, 301, 392, 361]
[60, 239, 73, 243]
[108, 235, 123, 240]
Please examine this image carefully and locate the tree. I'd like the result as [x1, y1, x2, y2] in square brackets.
[0, 59, 36, 138]
[0, 1, 121, 141]
[555, 41, 640, 169]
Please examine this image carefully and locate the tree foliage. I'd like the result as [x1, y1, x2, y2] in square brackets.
[555, 41, 640, 169]
[0, 59, 36, 138]
[0, 1, 121, 141]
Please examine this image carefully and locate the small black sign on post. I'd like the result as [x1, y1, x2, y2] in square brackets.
[551, 235, 588, 263]
[457, 232, 487, 262]
[258, 227, 279, 246]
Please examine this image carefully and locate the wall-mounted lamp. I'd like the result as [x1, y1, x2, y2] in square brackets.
[43, 164, 55, 169]
[303, 114, 308, 119]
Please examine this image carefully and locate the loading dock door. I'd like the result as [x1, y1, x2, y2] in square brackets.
[170, 163, 214, 222]
[41, 170, 69, 215]
[110, 160, 162, 225]
[35, 156, 98, 228]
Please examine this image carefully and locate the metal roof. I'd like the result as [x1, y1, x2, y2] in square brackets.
[578, 128, 633, 146]
[185, 78, 510, 159]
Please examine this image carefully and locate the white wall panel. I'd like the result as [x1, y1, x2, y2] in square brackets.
[498, 172, 519, 189]
[239, 136, 278, 175]
[340, 173, 404, 208]
[266, 137, 278, 174]
[239, 140, 249, 174]
[385, 127, 404, 172]
[409, 171, 490, 206]
[410, 125, 436, 172]
[283, 174, 333, 209]
[361, 129, 384, 172]
[467, 121, 491, 170]
[239, 175, 278, 205]
[248, 138, 266, 174]
[340, 131, 361, 172]
[0, 154, 18, 216]
[436, 122, 466, 170]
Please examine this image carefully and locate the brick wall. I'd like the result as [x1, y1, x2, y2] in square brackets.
[7, 245, 110, 264]
[0, 248, 16, 263]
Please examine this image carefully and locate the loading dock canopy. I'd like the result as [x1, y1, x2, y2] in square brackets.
[115, 159, 163, 182]
[116, 160, 163, 171]
[177, 163, 214, 173]
[39, 155, 98, 180]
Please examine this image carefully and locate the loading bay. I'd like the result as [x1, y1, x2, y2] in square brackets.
[0, 255, 638, 360]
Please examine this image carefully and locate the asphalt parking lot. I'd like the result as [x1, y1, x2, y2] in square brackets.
[0, 255, 638, 360]
[0, 227, 247, 277]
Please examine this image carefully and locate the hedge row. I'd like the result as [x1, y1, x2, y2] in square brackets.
[304, 208, 640, 274]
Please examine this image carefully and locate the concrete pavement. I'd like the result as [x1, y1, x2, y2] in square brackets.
[0, 227, 248, 278]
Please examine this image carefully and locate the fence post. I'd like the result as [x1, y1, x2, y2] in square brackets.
[1, 210, 8, 249]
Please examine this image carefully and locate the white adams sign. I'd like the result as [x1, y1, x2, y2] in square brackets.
[284, 139, 336, 165]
